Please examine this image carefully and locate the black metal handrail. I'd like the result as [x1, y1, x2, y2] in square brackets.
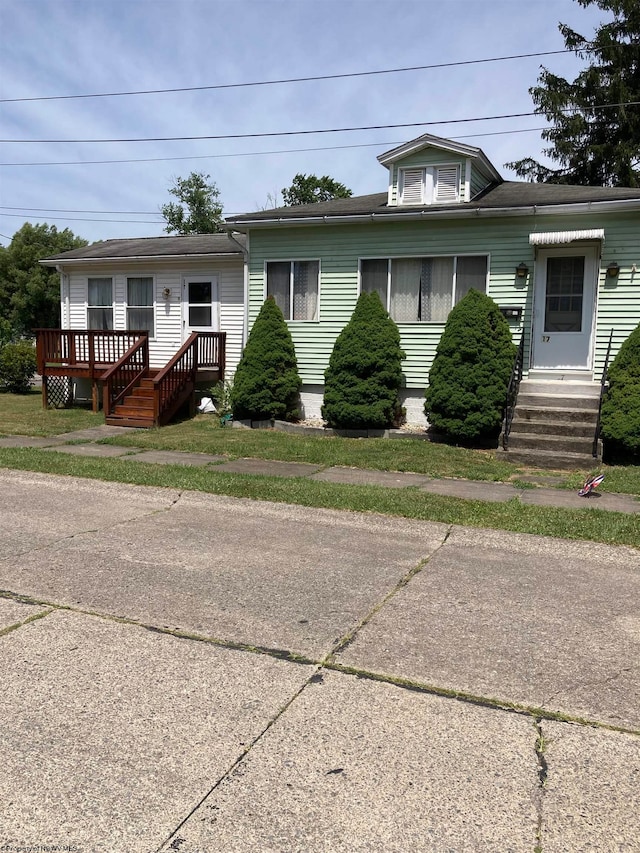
[501, 335, 525, 450]
[593, 329, 614, 458]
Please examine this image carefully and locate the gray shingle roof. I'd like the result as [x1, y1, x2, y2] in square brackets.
[42, 233, 246, 262]
[226, 182, 640, 224]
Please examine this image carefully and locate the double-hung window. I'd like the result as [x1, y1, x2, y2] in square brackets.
[126, 276, 154, 334]
[361, 255, 488, 323]
[266, 260, 319, 321]
[399, 165, 461, 205]
[87, 277, 114, 330]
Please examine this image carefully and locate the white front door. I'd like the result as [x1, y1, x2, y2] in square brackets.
[182, 275, 219, 339]
[531, 247, 598, 370]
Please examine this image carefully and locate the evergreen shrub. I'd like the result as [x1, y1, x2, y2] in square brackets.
[322, 291, 405, 429]
[601, 323, 640, 463]
[0, 340, 37, 394]
[424, 290, 516, 442]
[230, 297, 301, 421]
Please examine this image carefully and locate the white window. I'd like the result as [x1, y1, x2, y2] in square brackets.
[400, 168, 425, 204]
[361, 255, 488, 323]
[126, 277, 154, 334]
[399, 165, 460, 205]
[266, 260, 319, 321]
[87, 277, 113, 329]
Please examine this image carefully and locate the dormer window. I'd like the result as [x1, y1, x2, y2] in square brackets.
[399, 164, 461, 205]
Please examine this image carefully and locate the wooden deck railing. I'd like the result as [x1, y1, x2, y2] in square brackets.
[102, 336, 150, 417]
[152, 333, 199, 423]
[35, 329, 148, 378]
[197, 331, 226, 379]
[35, 328, 226, 425]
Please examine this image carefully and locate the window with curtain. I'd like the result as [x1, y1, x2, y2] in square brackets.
[266, 260, 319, 320]
[361, 259, 389, 306]
[87, 277, 113, 330]
[360, 255, 488, 323]
[126, 277, 154, 334]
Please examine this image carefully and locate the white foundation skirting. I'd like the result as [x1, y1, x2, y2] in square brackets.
[299, 385, 428, 428]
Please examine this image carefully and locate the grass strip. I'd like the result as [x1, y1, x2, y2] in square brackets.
[1, 447, 639, 548]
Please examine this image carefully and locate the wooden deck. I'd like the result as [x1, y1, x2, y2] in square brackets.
[35, 329, 226, 425]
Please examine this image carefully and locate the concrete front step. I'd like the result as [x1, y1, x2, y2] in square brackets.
[510, 419, 595, 438]
[514, 406, 599, 425]
[516, 393, 599, 411]
[520, 380, 601, 398]
[527, 369, 593, 381]
[507, 432, 595, 455]
[496, 447, 598, 470]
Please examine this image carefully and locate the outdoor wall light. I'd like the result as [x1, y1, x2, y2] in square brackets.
[516, 262, 529, 278]
[606, 261, 620, 278]
[162, 287, 172, 300]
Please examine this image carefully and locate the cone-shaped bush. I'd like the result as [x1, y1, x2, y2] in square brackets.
[425, 290, 516, 442]
[601, 323, 640, 462]
[230, 297, 301, 421]
[322, 291, 405, 429]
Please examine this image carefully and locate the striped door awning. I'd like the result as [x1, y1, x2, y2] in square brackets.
[529, 229, 605, 245]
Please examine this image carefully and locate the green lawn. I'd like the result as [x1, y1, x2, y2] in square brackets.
[0, 390, 104, 435]
[1, 393, 639, 548]
[0, 447, 638, 549]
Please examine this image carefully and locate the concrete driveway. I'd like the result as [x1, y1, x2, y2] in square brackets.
[0, 469, 638, 852]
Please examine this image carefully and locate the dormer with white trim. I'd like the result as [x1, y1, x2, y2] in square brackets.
[378, 133, 503, 207]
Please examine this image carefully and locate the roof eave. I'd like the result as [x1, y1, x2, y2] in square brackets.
[377, 134, 481, 165]
[227, 197, 640, 229]
[39, 251, 244, 266]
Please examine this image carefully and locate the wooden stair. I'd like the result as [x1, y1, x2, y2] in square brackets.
[107, 378, 157, 428]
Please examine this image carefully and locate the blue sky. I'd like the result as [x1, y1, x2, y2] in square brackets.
[0, 0, 607, 246]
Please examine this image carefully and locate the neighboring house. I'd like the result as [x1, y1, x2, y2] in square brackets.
[227, 133, 640, 426]
[39, 234, 246, 423]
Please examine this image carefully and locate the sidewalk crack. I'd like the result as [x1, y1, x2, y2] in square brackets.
[543, 664, 639, 708]
[0, 606, 55, 639]
[156, 665, 322, 852]
[533, 718, 549, 852]
[324, 525, 453, 663]
[0, 494, 184, 564]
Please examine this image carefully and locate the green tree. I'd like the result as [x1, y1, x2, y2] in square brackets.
[281, 174, 352, 206]
[0, 340, 37, 393]
[506, 0, 640, 186]
[425, 291, 516, 442]
[322, 292, 405, 429]
[230, 297, 301, 421]
[161, 172, 224, 234]
[601, 323, 640, 462]
[0, 223, 88, 333]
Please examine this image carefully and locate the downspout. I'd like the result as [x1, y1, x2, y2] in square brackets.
[56, 264, 69, 328]
[225, 230, 250, 348]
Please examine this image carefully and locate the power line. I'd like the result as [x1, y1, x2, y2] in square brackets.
[4, 102, 636, 145]
[0, 127, 549, 168]
[0, 205, 162, 215]
[0, 51, 574, 104]
[0, 212, 162, 224]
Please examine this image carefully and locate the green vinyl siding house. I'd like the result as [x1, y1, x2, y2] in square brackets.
[227, 133, 640, 426]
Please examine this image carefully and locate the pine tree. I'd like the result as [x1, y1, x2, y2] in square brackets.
[601, 323, 640, 461]
[425, 290, 515, 442]
[322, 292, 405, 429]
[230, 297, 301, 421]
[507, 0, 640, 187]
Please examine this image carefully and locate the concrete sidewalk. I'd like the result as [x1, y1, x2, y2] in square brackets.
[1, 425, 638, 514]
[0, 469, 638, 851]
